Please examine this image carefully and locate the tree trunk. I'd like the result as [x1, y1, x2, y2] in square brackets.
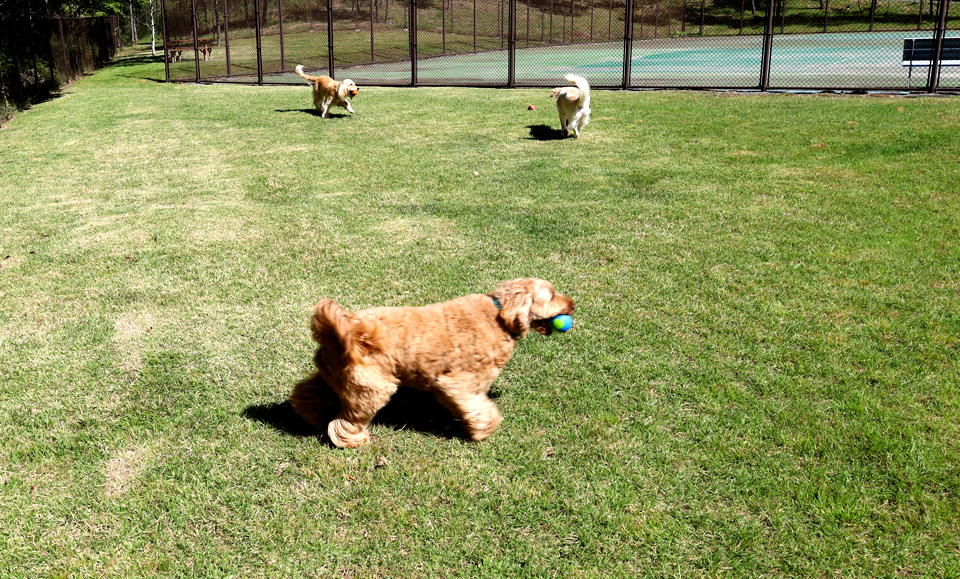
[150, 0, 157, 55]
[129, 1, 138, 43]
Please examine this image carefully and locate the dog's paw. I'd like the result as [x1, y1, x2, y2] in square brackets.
[463, 404, 503, 441]
[328, 418, 372, 448]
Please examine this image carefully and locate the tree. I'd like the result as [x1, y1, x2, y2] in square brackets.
[1, 0, 124, 117]
[127, 0, 158, 54]
[146, 0, 157, 54]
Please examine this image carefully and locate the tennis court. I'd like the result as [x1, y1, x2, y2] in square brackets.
[162, 0, 959, 92]
[253, 31, 959, 90]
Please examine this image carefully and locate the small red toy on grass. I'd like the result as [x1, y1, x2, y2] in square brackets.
[528, 104, 536, 111]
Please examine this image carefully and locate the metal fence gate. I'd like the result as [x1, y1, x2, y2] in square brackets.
[160, 0, 958, 92]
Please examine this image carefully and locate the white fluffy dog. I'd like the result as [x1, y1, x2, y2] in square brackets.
[550, 74, 591, 139]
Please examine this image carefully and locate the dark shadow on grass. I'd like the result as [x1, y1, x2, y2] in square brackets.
[274, 108, 350, 119]
[242, 388, 468, 444]
[119, 75, 166, 83]
[104, 54, 168, 82]
[16, 91, 66, 111]
[275, 108, 321, 116]
[373, 388, 463, 440]
[107, 54, 166, 68]
[242, 400, 321, 437]
[527, 124, 567, 141]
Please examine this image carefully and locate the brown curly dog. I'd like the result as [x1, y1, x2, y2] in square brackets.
[290, 278, 575, 448]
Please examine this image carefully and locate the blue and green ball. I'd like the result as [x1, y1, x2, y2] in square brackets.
[551, 314, 573, 332]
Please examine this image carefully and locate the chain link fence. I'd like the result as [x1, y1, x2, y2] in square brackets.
[160, 0, 958, 91]
[1, 16, 122, 122]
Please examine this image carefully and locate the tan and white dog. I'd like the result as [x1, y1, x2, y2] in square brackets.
[294, 65, 359, 118]
[550, 73, 591, 139]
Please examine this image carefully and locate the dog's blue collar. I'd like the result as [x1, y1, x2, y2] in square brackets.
[491, 296, 520, 338]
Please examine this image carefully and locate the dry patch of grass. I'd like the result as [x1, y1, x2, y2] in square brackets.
[104, 443, 158, 497]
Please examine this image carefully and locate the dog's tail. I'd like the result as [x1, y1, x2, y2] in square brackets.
[294, 64, 323, 84]
[564, 73, 590, 108]
[310, 299, 381, 364]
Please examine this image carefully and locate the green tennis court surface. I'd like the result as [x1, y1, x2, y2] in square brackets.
[252, 31, 959, 89]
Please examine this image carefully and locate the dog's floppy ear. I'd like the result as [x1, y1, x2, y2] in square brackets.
[498, 292, 532, 337]
[336, 81, 349, 100]
[491, 280, 536, 337]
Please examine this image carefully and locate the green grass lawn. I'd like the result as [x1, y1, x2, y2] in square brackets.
[1, 50, 959, 577]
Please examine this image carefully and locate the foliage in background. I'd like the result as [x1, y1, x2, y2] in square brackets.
[0, 0, 133, 123]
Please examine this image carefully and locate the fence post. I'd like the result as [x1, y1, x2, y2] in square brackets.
[253, 0, 263, 84]
[190, 0, 201, 82]
[926, 0, 949, 93]
[59, 18, 70, 82]
[700, 0, 705, 35]
[223, 0, 231, 76]
[327, 0, 335, 77]
[590, 1, 594, 42]
[74, 20, 84, 74]
[45, 18, 56, 84]
[114, 15, 122, 54]
[160, 0, 171, 81]
[622, 0, 634, 89]
[279, 0, 286, 70]
[508, 0, 516, 87]
[609, 0, 613, 40]
[409, 0, 418, 86]
[759, 0, 776, 90]
[501, 0, 505, 49]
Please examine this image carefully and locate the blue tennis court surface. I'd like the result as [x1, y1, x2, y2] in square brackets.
[259, 31, 959, 89]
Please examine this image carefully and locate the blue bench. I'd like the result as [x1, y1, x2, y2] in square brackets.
[903, 37, 960, 88]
